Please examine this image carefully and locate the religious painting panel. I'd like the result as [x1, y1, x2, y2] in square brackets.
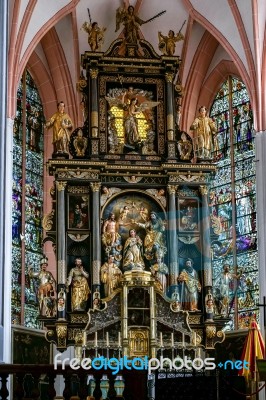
[68, 194, 89, 230]
[178, 198, 199, 232]
[12, 326, 51, 364]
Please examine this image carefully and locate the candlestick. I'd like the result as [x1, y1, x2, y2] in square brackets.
[182, 333, 185, 348]
[171, 332, 174, 347]
[160, 332, 163, 347]
[83, 331, 87, 347]
[118, 332, 121, 347]
[95, 331, 98, 347]
[106, 332, 109, 347]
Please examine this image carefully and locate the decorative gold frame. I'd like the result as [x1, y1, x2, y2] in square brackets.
[128, 328, 149, 357]
[12, 325, 52, 364]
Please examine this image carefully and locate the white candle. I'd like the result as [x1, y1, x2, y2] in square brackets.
[83, 331, 87, 347]
[95, 331, 98, 347]
[160, 332, 163, 347]
[106, 332, 109, 347]
[182, 333, 185, 347]
[197, 347, 201, 358]
[193, 332, 197, 346]
[118, 332, 121, 347]
[171, 333, 174, 347]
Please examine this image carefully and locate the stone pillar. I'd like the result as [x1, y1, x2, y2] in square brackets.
[56, 181, 67, 319]
[165, 72, 176, 160]
[255, 132, 266, 339]
[89, 68, 99, 156]
[90, 182, 101, 296]
[0, 0, 10, 363]
[2, 119, 13, 363]
[167, 185, 178, 296]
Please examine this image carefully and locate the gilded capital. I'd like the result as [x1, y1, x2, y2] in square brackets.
[199, 185, 208, 196]
[165, 72, 174, 83]
[167, 185, 177, 195]
[90, 182, 101, 192]
[89, 68, 99, 79]
[56, 181, 67, 192]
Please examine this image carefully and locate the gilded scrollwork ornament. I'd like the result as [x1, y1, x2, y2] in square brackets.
[76, 71, 87, 92]
[42, 210, 55, 231]
[205, 325, 216, 339]
[56, 324, 67, 339]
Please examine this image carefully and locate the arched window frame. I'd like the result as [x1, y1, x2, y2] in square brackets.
[12, 70, 45, 328]
[210, 75, 258, 330]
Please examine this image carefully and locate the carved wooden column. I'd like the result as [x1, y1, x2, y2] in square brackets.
[90, 182, 101, 297]
[199, 185, 213, 321]
[89, 68, 99, 156]
[56, 181, 67, 319]
[199, 185, 212, 286]
[165, 72, 176, 160]
[167, 184, 178, 295]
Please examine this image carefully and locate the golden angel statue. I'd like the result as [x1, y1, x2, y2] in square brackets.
[82, 20, 106, 52]
[115, 3, 166, 56]
[115, 4, 144, 45]
[158, 29, 184, 56]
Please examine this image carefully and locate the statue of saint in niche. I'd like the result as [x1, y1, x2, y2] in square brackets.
[122, 228, 145, 271]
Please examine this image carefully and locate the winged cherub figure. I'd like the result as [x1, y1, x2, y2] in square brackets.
[158, 30, 184, 56]
[82, 21, 106, 52]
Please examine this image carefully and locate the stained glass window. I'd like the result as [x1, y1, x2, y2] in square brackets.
[209, 76, 258, 330]
[12, 71, 44, 328]
[110, 105, 149, 143]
